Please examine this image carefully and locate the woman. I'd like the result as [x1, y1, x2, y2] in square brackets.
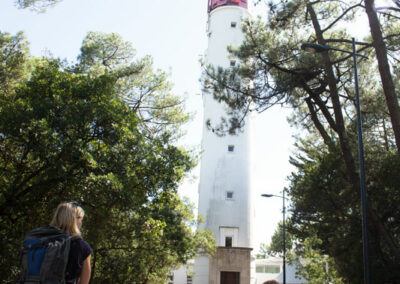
[50, 202, 92, 284]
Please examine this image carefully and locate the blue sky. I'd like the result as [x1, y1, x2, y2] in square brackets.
[1, 0, 295, 252]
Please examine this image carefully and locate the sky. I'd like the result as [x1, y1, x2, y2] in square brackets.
[0, 0, 296, 252]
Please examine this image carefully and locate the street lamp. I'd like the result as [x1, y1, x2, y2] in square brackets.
[261, 190, 288, 284]
[301, 38, 370, 284]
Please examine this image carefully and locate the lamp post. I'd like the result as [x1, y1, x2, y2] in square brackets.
[301, 38, 370, 284]
[261, 190, 287, 284]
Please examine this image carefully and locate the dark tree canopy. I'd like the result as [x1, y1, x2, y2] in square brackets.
[0, 31, 215, 283]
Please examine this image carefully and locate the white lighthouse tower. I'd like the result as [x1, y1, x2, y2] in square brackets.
[194, 1, 254, 283]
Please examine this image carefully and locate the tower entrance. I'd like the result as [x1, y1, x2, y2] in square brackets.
[221, 271, 240, 284]
[209, 247, 252, 284]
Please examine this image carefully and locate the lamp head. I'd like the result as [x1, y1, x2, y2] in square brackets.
[301, 43, 331, 53]
[261, 194, 273, 198]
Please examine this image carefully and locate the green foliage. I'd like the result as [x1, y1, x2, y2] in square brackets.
[202, 2, 367, 135]
[15, 0, 62, 12]
[258, 221, 294, 258]
[78, 31, 190, 139]
[263, 222, 343, 283]
[0, 31, 215, 283]
[0, 31, 30, 94]
[288, 138, 400, 282]
[78, 31, 135, 72]
[294, 235, 344, 284]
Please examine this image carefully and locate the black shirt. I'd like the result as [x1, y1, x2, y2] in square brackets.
[65, 239, 92, 283]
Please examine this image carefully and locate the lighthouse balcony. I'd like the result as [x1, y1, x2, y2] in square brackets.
[208, 0, 248, 13]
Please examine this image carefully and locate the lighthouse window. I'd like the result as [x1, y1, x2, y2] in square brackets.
[230, 60, 236, 67]
[226, 191, 234, 199]
[228, 145, 234, 152]
[231, 21, 237, 28]
[225, 236, 233, 247]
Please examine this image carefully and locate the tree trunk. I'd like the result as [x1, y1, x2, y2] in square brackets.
[364, 0, 400, 153]
[368, 205, 400, 274]
[307, 3, 360, 188]
[90, 250, 97, 284]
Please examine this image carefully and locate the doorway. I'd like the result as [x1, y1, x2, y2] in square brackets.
[220, 271, 240, 284]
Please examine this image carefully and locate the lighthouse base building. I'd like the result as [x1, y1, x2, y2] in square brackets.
[210, 247, 253, 283]
[170, 257, 306, 284]
[194, 248, 253, 284]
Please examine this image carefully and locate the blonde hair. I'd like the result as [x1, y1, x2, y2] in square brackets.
[50, 202, 85, 236]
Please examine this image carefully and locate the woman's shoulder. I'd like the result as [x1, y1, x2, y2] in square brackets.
[71, 238, 93, 256]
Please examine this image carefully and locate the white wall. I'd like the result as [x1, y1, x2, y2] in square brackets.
[198, 4, 253, 250]
[172, 265, 190, 284]
[194, 2, 255, 284]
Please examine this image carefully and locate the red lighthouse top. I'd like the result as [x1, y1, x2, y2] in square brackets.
[207, 0, 248, 13]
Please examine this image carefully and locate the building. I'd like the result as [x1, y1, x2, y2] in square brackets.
[193, 1, 254, 283]
[254, 257, 306, 284]
[169, 261, 194, 284]
[174, 257, 306, 284]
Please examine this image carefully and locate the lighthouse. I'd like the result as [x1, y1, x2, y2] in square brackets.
[194, 1, 254, 283]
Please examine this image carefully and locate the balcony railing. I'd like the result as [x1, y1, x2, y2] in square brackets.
[208, 0, 248, 13]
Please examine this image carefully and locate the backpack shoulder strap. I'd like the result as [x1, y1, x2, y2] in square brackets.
[39, 233, 73, 283]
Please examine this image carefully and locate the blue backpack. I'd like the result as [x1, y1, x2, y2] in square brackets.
[19, 226, 78, 284]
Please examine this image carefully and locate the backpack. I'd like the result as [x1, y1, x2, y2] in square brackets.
[19, 226, 78, 284]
